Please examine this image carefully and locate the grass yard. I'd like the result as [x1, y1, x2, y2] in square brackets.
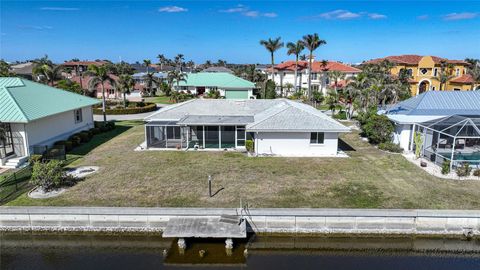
[7, 121, 480, 209]
[144, 95, 175, 104]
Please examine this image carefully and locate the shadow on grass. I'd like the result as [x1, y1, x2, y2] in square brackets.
[67, 121, 139, 157]
[338, 138, 356, 152]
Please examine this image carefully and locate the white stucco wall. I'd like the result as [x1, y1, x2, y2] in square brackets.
[392, 124, 413, 152]
[254, 132, 339, 157]
[23, 106, 95, 155]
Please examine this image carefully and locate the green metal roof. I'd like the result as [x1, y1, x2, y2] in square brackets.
[177, 72, 255, 89]
[0, 77, 100, 123]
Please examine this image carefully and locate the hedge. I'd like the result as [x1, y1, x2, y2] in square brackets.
[93, 102, 156, 115]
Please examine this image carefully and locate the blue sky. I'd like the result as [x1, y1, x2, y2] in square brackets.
[1, 0, 479, 64]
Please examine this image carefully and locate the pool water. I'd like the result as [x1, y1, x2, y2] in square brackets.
[1, 233, 480, 270]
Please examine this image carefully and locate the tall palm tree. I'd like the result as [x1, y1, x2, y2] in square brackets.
[167, 70, 187, 99]
[86, 65, 116, 123]
[174, 54, 185, 71]
[301, 33, 327, 100]
[143, 59, 152, 74]
[157, 54, 167, 71]
[143, 72, 162, 96]
[117, 74, 135, 108]
[32, 56, 64, 86]
[286, 41, 305, 92]
[434, 60, 455, 91]
[259, 37, 284, 81]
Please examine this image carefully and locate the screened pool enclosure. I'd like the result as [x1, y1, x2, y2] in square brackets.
[414, 115, 480, 169]
[145, 122, 247, 150]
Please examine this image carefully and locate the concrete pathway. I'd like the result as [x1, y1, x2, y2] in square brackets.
[93, 103, 167, 121]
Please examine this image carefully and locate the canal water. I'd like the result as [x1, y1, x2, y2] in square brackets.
[1, 232, 480, 269]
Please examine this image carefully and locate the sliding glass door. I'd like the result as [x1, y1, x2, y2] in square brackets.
[0, 123, 14, 158]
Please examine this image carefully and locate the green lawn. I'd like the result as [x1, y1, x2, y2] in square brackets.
[7, 120, 480, 209]
[145, 95, 175, 104]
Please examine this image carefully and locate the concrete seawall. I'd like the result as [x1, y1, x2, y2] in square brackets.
[1, 207, 479, 236]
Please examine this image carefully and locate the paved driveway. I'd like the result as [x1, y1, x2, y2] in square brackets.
[93, 104, 167, 121]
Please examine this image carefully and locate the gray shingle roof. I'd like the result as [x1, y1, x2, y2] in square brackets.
[386, 91, 480, 116]
[146, 99, 349, 132]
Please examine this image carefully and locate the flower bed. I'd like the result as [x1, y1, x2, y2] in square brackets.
[93, 102, 157, 115]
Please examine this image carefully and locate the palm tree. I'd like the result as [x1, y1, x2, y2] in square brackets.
[301, 34, 327, 100]
[0, 60, 15, 77]
[143, 59, 152, 74]
[174, 54, 185, 71]
[167, 70, 187, 99]
[259, 37, 284, 81]
[117, 74, 135, 108]
[434, 60, 455, 91]
[328, 70, 346, 93]
[286, 41, 305, 92]
[32, 56, 65, 86]
[143, 72, 162, 96]
[86, 65, 116, 123]
[157, 54, 167, 71]
[466, 59, 480, 90]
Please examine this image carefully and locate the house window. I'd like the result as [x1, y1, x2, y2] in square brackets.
[454, 88, 461, 91]
[166, 126, 181, 139]
[236, 126, 246, 147]
[407, 69, 413, 76]
[420, 68, 428, 75]
[311, 73, 318, 80]
[433, 68, 438, 77]
[456, 68, 460, 76]
[310, 132, 325, 144]
[74, 109, 82, 123]
[432, 86, 436, 91]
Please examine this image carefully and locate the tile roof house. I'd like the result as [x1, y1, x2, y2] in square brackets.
[144, 99, 349, 156]
[0, 77, 100, 168]
[174, 72, 256, 99]
[381, 91, 480, 152]
[271, 60, 361, 96]
[364, 55, 478, 95]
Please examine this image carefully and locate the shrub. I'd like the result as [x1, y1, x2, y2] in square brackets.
[93, 102, 156, 115]
[77, 132, 91, 143]
[106, 121, 116, 130]
[333, 111, 347, 120]
[54, 140, 73, 151]
[69, 135, 81, 147]
[90, 128, 101, 135]
[378, 142, 403, 153]
[362, 114, 394, 144]
[456, 163, 472, 177]
[473, 169, 480, 178]
[29, 154, 43, 165]
[245, 140, 254, 152]
[441, 160, 451, 175]
[30, 160, 69, 191]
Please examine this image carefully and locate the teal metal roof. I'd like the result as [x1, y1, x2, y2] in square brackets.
[176, 72, 255, 89]
[0, 77, 100, 123]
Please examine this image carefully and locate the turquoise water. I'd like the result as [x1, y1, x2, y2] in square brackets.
[1, 233, 480, 270]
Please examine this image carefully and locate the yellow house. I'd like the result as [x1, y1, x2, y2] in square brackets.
[366, 55, 479, 96]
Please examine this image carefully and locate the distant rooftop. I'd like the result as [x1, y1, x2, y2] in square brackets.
[365, 55, 468, 65]
[202, 66, 234, 73]
[176, 72, 255, 89]
[274, 60, 360, 73]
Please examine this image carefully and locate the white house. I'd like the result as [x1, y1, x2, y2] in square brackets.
[0, 77, 100, 168]
[143, 99, 350, 157]
[382, 91, 480, 152]
[173, 72, 256, 99]
[272, 59, 361, 95]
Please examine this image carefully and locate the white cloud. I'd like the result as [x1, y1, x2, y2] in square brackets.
[313, 10, 387, 20]
[220, 5, 277, 18]
[368, 13, 387, 19]
[318, 10, 361, 20]
[40, 7, 79, 11]
[158, 6, 188, 13]
[443, 12, 478, 21]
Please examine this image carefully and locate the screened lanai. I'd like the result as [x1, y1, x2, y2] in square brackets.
[414, 115, 480, 169]
[145, 117, 249, 150]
